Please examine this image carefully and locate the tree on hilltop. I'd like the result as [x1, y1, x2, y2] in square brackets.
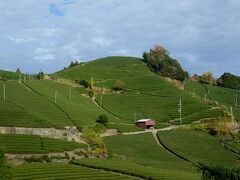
[143, 45, 186, 81]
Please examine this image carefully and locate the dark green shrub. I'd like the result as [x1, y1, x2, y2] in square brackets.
[88, 91, 94, 98]
[79, 80, 91, 89]
[96, 115, 109, 126]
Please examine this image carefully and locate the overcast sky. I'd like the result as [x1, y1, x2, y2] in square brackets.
[0, 0, 240, 76]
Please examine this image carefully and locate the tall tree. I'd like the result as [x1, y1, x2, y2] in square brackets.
[143, 45, 186, 81]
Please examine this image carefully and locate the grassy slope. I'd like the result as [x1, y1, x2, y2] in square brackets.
[0, 69, 20, 80]
[12, 163, 133, 180]
[56, 56, 149, 81]
[158, 129, 239, 167]
[185, 81, 240, 120]
[25, 80, 124, 127]
[104, 133, 200, 178]
[57, 56, 221, 125]
[0, 134, 87, 153]
[73, 158, 199, 179]
[0, 81, 72, 128]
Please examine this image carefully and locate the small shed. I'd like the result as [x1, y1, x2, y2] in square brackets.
[136, 119, 155, 129]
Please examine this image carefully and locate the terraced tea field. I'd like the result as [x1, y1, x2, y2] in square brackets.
[73, 158, 200, 179]
[0, 134, 87, 153]
[158, 129, 239, 167]
[25, 80, 124, 126]
[95, 75, 218, 124]
[0, 81, 72, 128]
[12, 163, 135, 180]
[104, 133, 198, 173]
[185, 81, 240, 120]
[56, 56, 150, 81]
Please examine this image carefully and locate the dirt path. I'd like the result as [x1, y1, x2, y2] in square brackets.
[122, 125, 185, 135]
[18, 81, 34, 92]
[92, 97, 120, 120]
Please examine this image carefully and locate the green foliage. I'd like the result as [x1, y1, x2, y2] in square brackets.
[81, 127, 106, 153]
[90, 123, 106, 134]
[198, 72, 217, 85]
[143, 46, 186, 81]
[198, 163, 240, 180]
[12, 163, 131, 180]
[88, 90, 94, 97]
[36, 71, 44, 80]
[16, 68, 21, 73]
[79, 79, 91, 89]
[158, 129, 239, 167]
[96, 114, 109, 126]
[218, 72, 240, 90]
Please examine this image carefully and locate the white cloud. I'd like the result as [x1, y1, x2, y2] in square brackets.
[34, 54, 56, 62]
[0, 0, 240, 75]
[91, 37, 113, 46]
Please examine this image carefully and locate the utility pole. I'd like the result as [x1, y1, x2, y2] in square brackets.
[178, 98, 182, 125]
[69, 88, 72, 104]
[3, 83, 5, 101]
[230, 106, 235, 129]
[100, 95, 103, 107]
[55, 90, 58, 104]
[24, 74, 26, 83]
[134, 112, 136, 123]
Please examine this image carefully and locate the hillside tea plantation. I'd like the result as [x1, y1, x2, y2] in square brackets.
[0, 56, 239, 179]
[158, 129, 239, 167]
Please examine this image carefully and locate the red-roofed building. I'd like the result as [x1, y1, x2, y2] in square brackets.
[136, 119, 155, 129]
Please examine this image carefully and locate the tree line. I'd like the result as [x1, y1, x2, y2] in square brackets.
[143, 45, 240, 90]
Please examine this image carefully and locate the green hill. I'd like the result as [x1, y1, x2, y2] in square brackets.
[57, 56, 223, 125]
[56, 56, 150, 81]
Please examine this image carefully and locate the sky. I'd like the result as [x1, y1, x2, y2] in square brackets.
[0, 0, 240, 76]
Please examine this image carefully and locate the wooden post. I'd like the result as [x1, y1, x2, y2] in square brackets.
[55, 90, 57, 104]
[178, 98, 182, 125]
[3, 83, 5, 101]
